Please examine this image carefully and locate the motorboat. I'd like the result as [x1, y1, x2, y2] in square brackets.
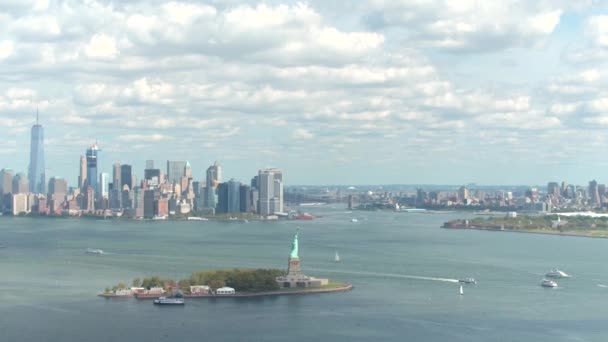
[541, 279, 558, 288]
[85, 248, 104, 255]
[545, 269, 571, 278]
[458, 278, 477, 285]
[351, 218, 358, 223]
[153, 296, 185, 305]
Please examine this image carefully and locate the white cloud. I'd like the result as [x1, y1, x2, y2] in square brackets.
[0, 40, 14, 60]
[84, 33, 118, 59]
[292, 128, 314, 140]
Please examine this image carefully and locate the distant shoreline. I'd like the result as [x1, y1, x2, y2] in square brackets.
[98, 283, 353, 299]
[441, 226, 608, 239]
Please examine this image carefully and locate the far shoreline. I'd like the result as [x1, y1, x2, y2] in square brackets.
[98, 283, 353, 299]
[442, 226, 608, 239]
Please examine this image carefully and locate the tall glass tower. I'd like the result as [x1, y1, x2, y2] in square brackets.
[86, 144, 100, 196]
[28, 111, 45, 194]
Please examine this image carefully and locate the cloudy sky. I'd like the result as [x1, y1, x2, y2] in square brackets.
[1, 0, 608, 186]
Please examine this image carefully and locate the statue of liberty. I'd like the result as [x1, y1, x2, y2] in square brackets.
[290, 229, 299, 259]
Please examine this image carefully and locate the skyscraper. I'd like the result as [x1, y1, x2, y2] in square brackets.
[12, 173, 29, 194]
[258, 168, 283, 215]
[99, 172, 109, 199]
[78, 155, 87, 189]
[166, 160, 186, 184]
[112, 162, 121, 190]
[86, 144, 100, 196]
[589, 180, 600, 206]
[204, 161, 221, 208]
[120, 164, 132, 190]
[28, 112, 45, 194]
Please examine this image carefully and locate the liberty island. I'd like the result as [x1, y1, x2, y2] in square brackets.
[100, 230, 352, 299]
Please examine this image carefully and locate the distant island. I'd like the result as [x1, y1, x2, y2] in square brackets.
[100, 231, 352, 299]
[443, 214, 608, 238]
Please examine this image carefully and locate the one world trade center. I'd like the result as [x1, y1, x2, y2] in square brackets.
[28, 111, 45, 194]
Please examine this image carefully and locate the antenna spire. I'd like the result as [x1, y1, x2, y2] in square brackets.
[36, 106, 39, 125]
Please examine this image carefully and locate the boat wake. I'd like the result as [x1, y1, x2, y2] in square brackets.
[310, 268, 459, 283]
[597, 284, 608, 288]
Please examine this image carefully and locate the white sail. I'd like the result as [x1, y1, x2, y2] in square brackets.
[334, 251, 340, 262]
[459, 285, 464, 295]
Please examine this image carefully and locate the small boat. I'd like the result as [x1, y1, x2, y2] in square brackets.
[351, 218, 358, 223]
[458, 278, 477, 285]
[545, 269, 571, 278]
[541, 279, 558, 288]
[459, 285, 464, 295]
[85, 248, 104, 255]
[153, 296, 185, 305]
[187, 217, 203, 221]
[334, 251, 340, 262]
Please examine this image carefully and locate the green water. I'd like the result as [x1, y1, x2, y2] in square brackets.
[1, 206, 607, 341]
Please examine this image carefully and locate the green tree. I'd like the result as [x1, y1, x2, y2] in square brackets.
[132, 278, 142, 287]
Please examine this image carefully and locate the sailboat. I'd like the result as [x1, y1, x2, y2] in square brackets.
[459, 285, 464, 296]
[334, 250, 340, 262]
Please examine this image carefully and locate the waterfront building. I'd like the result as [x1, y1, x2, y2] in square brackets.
[166, 160, 186, 185]
[11, 193, 29, 215]
[250, 188, 259, 213]
[258, 168, 283, 216]
[204, 161, 221, 208]
[120, 165, 132, 190]
[84, 185, 95, 213]
[155, 198, 169, 217]
[78, 155, 87, 189]
[99, 173, 109, 200]
[143, 190, 158, 218]
[12, 173, 29, 194]
[48, 177, 67, 201]
[216, 182, 228, 214]
[276, 231, 328, 288]
[227, 179, 241, 213]
[239, 184, 251, 213]
[28, 112, 45, 194]
[86, 144, 100, 196]
[0, 168, 13, 211]
[133, 188, 144, 218]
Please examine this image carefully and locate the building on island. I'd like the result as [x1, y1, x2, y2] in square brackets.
[276, 230, 328, 288]
[189, 285, 210, 295]
[216, 287, 235, 295]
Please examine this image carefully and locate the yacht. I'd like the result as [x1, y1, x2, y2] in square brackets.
[153, 296, 185, 305]
[85, 248, 104, 255]
[545, 269, 571, 278]
[458, 278, 477, 285]
[541, 279, 558, 288]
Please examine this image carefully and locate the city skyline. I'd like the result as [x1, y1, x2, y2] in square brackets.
[2, 2, 608, 185]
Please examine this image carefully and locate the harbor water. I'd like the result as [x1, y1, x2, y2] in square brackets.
[1, 206, 607, 341]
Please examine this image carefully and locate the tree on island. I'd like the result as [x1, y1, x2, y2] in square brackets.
[132, 278, 142, 287]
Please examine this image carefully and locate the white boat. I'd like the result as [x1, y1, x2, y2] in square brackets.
[458, 278, 477, 285]
[351, 218, 358, 223]
[187, 217, 203, 221]
[541, 279, 558, 288]
[334, 251, 340, 262]
[85, 248, 104, 255]
[153, 296, 185, 305]
[459, 285, 464, 295]
[545, 269, 571, 278]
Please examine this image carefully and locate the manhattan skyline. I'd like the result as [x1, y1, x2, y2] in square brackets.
[2, 1, 608, 185]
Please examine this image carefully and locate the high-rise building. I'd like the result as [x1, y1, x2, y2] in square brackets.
[99, 172, 109, 199]
[28, 112, 45, 194]
[216, 182, 228, 214]
[86, 144, 100, 195]
[112, 162, 121, 190]
[204, 161, 221, 208]
[547, 182, 560, 198]
[258, 168, 283, 215]
[12, 173, 29, 194]
[239, 184, 251, 213]
[78, 155, 87, 189]
[48, 177, 68, 200]
[166, 160, 186, 184]
[144, 168, 161, 186]
[458, 186, 469, 203]
[0, 168, 14, 195]
[120, 165, 132, 190]
[589, 180, 600, 206]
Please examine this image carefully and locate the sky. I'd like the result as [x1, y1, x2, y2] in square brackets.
[2, 0, 608, 186]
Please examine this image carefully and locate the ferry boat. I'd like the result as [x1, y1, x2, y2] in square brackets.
[545, 269, 571, 278]
[458, 278, 477, 285]
[85, 248, 104, 255]
[153, 296, 185, 305]
[294, 213, 314, 220]
[541, 279, 558, 288]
